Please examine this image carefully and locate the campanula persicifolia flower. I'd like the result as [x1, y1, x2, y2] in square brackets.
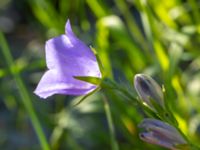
[138, 118, 187, 150]
[134, 74, 164, 110]
[34, 20, 101, 98]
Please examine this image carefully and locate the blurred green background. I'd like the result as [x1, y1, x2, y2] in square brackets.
[1, 0, 200, 149]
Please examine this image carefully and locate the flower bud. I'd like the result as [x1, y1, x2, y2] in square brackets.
[138, 119, 187, 150]
[134, 74, 164, 110]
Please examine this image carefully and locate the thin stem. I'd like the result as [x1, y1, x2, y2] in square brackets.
[102, 94, 119, 150]
[0, 32, 50, 150]
[102, 78, 137, 102]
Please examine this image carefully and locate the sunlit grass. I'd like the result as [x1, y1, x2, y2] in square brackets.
[1, 0, 200, 149]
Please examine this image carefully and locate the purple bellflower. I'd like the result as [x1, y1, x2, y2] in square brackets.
[134, 74, 165, 110]
[34, 20, 101, 99]
[138, 118, 187, 150]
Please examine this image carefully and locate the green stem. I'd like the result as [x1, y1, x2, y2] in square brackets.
[0, 32, 50, 150]
[102, 94, 119, 150]
[101, 78, 137, 103]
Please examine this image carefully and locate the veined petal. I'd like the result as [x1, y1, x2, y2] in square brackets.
[138, 119, 187, 149]
[139, 118, 176, 132]
[34, 70, 97, 99]
[139, 119, 186, 143]
[139, 132, 174, 149]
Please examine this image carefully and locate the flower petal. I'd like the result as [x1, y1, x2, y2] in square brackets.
[65, 20, 96, 60]
[139, 118, 175, 131]
[138, 119, 187, 149]
[34, 20, 101, 99]
[34, 70, 97, 99]
[139, 132, 174, 149]
[45, 35, 100, 78]
[65, 20, 76, 37]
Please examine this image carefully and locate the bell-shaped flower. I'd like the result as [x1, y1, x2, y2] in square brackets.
[138, 118, 187, 150]
[134, 74, 165, 110]
[34, 20, 101, 99]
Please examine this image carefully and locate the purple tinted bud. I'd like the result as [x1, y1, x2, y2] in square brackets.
[134, 74, 164, 110]
[34, 20, 101, 99]
[139, 119, 187, 149]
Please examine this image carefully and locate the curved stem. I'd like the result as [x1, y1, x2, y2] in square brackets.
[0, 32, 50, 150]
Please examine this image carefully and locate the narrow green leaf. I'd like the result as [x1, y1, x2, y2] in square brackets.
[72, 87, 101, 107]
[74, 76, 101, 85]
